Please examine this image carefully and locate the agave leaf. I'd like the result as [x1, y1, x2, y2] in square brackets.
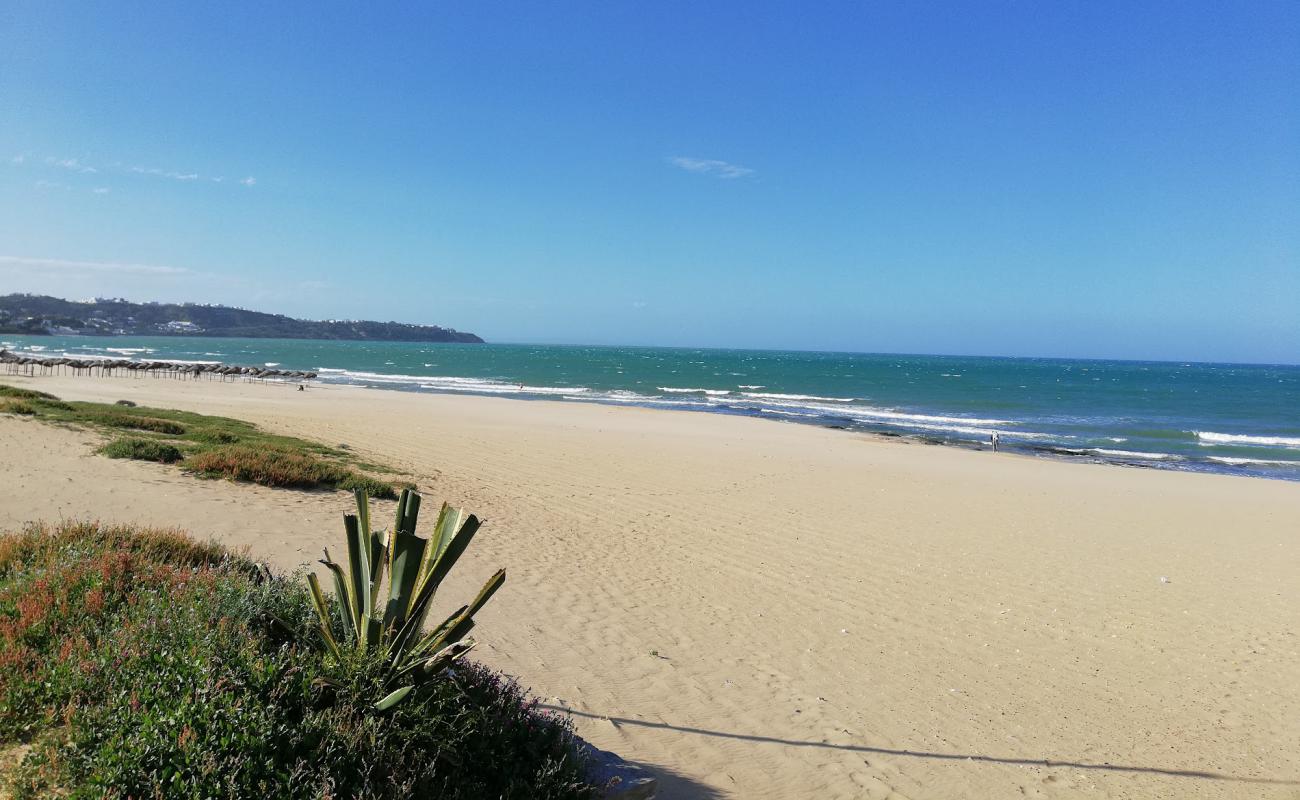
[421, 618, 475, 664]
[342, 514, 366, 637]
[428, 503, 458, 562]
[397, 603, 467, 666]
[420, 639, 476, 676]
[352, 492, 375, 621]
[306, 573, 342, 660]
[368, 531, 386, 617]
[419, 569, 504, 657]
[355, 488, 372, 542]
[401, 566, 504, 665]
[383, 526, 427, 634]
[374, 685, 414, 711]
[319, 551, 358, 641]
[422, 512, 483, 602]
[395, 639, 476, 680]
[394, 487, 421, 536]
[408, 503, 453, 608]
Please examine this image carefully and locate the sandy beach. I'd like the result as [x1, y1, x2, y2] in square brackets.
[2, 374, 1298, 799]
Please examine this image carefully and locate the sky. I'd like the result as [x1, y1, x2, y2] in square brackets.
[1, 2, 1297, 363]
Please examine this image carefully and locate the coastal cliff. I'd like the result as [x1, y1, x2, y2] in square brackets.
[0, 294, 484, 343]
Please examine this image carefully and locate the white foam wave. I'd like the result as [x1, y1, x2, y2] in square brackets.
[316, 367, 591, 396]
[264, 362, 281, 367]
[760, 408, 819, 418]
[1195, 431, 1300, 448]
[586, 393, 706, 408]
[746, 398, 1016, 428]
[1207, 456, 1299, 467]
[1089, 448, 1177, 461]
[738, 384, 765, 389]
[657, 387, 731, 396]
[423, 382, 588, 396]
[741, 392, 855, 402]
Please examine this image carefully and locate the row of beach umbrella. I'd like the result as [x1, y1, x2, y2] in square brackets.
[0, 349, 317, 382]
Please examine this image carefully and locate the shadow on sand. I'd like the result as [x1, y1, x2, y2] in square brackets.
[548, 706, 1299, 789]
[615, 760, 726, 800]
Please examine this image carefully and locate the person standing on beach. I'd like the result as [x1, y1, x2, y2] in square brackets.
[991, 431, 1000, 452]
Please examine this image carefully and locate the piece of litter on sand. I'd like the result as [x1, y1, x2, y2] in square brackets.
[1159, 576, 1171, 584]
[840, 628, 848, 634]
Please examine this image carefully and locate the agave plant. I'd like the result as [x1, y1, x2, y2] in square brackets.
[306, 487, 505, 710]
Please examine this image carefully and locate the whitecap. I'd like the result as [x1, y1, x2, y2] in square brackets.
[1089, 449, 1177, 461]
[1195, 431, 1300, 448]
[741, 392, 855, 402]
[657, 387, 730, 396]
[1207, 456, 1299, 467]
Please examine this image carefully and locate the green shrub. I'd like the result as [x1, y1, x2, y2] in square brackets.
[85, 411, 187, 435]
[186, 445, 395, 498]
[0, 521, 594, 799]
[99, 437, 185, 463]
[0, 399, 36, 415]
[338, 473, 403, 498]
[190, 428, 240, 444]
[0, 385, 56, 401]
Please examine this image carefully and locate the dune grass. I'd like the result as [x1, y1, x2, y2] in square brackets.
[0, 399, 36, 415]
[0, 521, 595, 798]
[99, 436, 185, 463]
[0, 382, 402, 498]
[0, 385, 58, 401]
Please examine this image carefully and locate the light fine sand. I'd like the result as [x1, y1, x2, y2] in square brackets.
[1, 375, 1298, 799]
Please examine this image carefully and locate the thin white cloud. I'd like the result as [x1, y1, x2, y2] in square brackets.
[0, 255, 189, 276]
[92, 187, 111, 195]
[46, 157, 97, 174]
[129, 165, 202, 181]
[667, 156, 755, 179]
[17, 154, 254, 188]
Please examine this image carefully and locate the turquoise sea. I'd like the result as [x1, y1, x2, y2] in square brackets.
[4, 335, 1299, 481]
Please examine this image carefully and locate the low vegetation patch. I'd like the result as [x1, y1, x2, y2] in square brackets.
[187, 444, 354, 488]
[84, 410, 187, 435]
[0, 385, 57, 401]
[0, 399, 35, 415]
[99, 436, 185, 463]
[0, 382, 399, 497]
[0, 521, 595, 798]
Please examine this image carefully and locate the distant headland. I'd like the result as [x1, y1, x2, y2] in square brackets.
[0, 294, 484, 343]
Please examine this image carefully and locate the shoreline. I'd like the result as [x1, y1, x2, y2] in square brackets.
[5, 353, 1298, 482]
[3, 373, 1300, 798]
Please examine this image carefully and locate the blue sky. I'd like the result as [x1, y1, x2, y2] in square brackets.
[1, 2, 1296, 363]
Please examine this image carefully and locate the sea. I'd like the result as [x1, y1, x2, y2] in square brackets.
[4, 335, 1299, 482]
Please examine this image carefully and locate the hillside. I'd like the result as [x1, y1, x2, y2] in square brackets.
[0, 294, 484, 343]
